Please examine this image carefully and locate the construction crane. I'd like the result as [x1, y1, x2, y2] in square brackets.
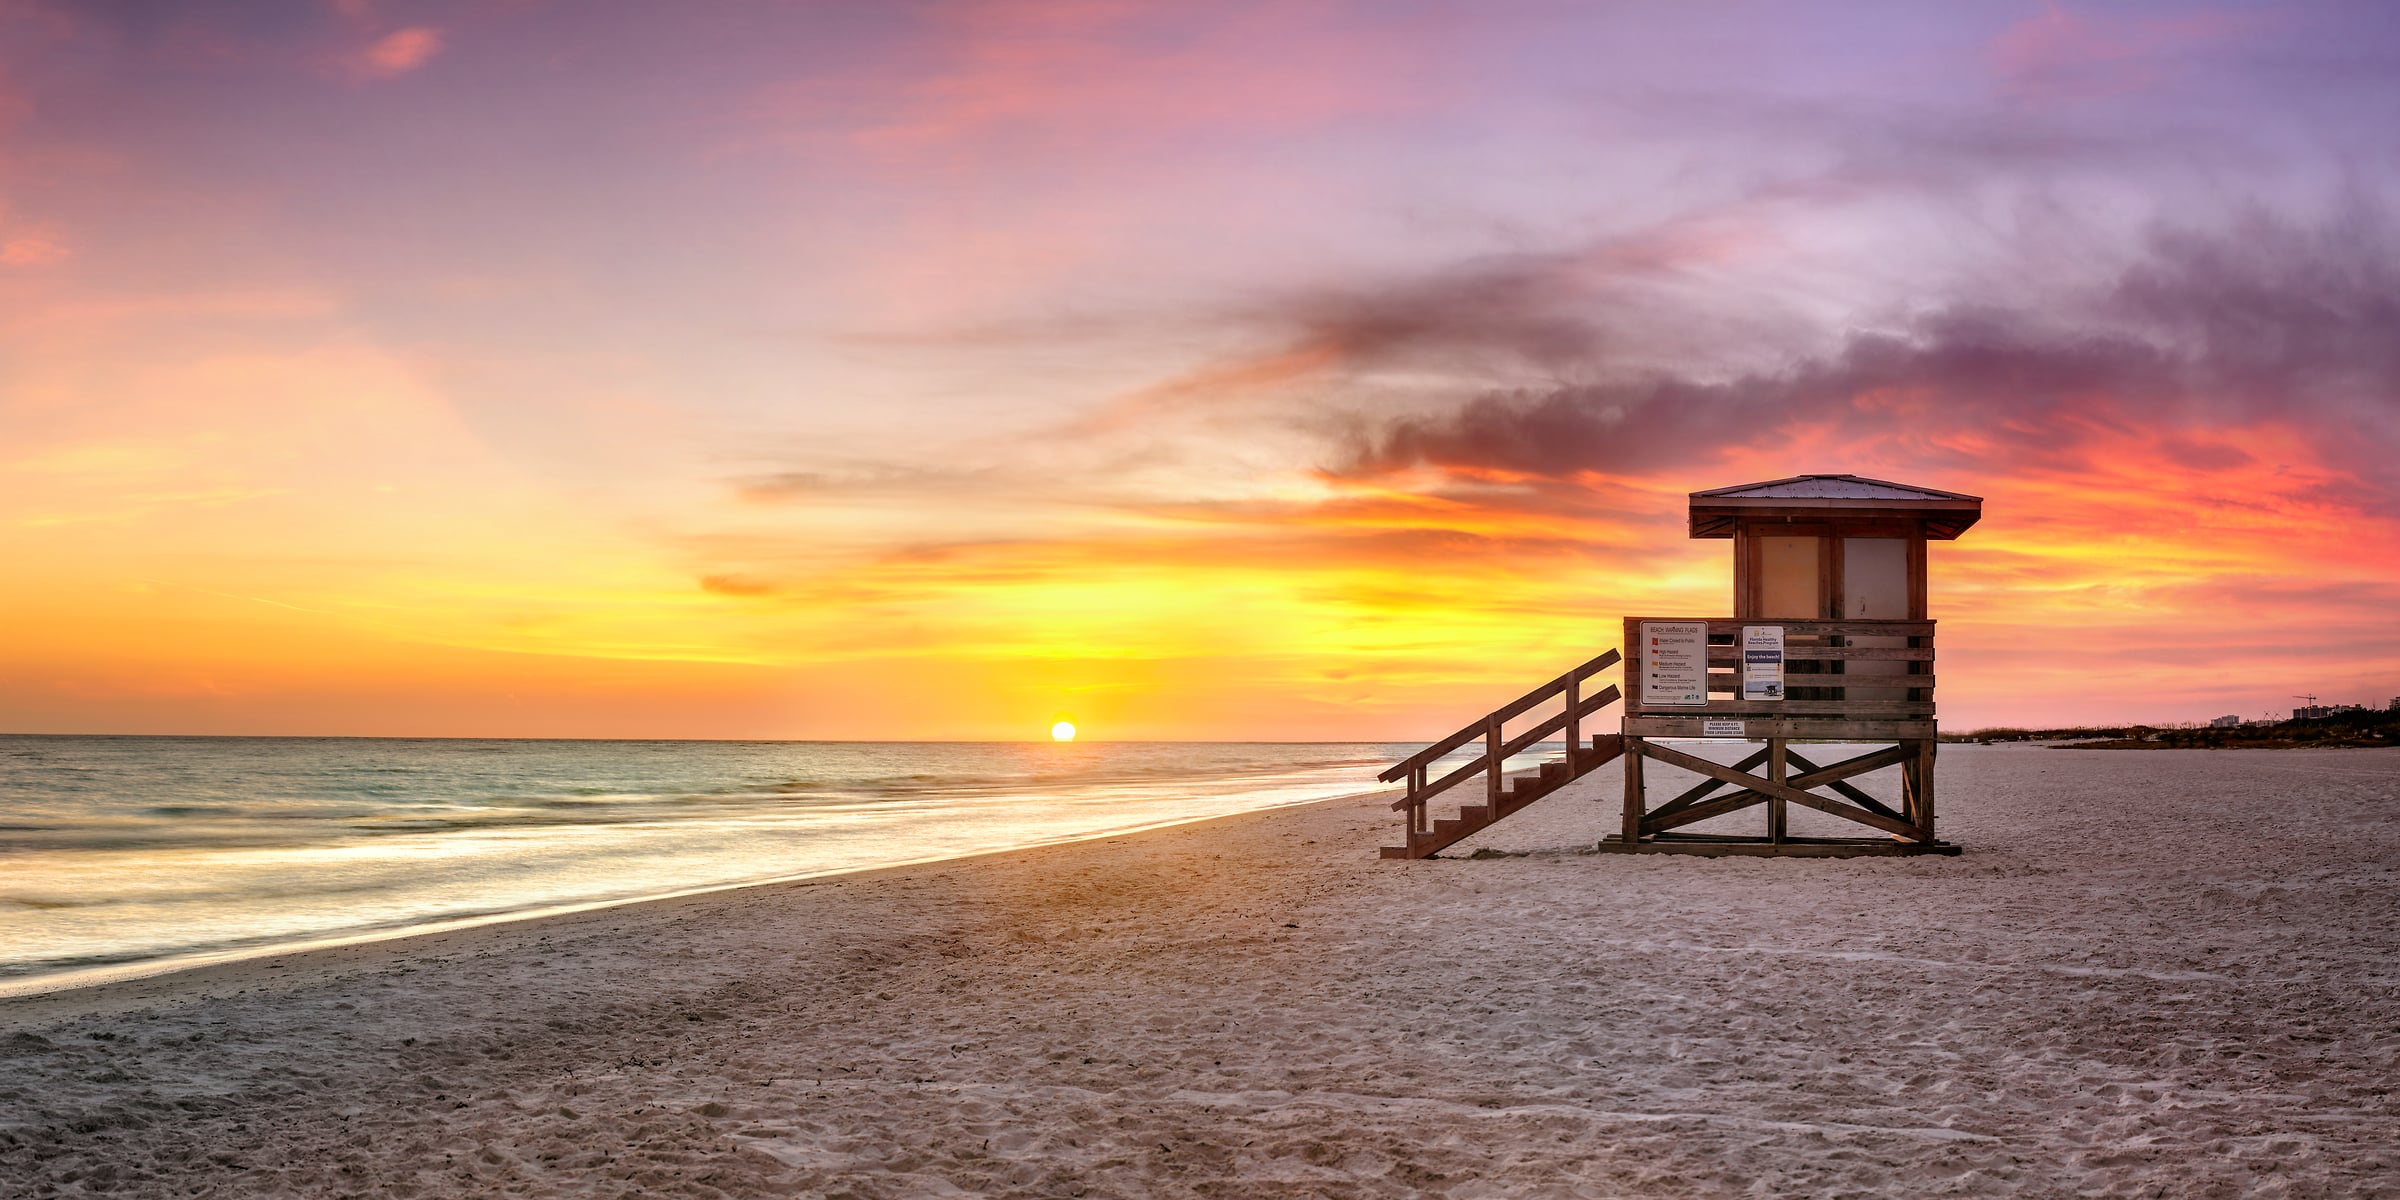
[2292, 694, 2319, 718]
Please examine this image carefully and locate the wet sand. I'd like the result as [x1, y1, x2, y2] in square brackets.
[3, 745, 2396, 1197]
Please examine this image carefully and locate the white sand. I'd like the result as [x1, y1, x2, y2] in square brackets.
[3, 745, 2396, 1198]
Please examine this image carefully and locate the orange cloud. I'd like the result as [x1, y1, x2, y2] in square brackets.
[699, 574, 778, 598]
[0, 230, 66, 266]
[355, 26, 443, 79]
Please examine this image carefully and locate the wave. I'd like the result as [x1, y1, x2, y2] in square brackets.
[0, 736, 1403, 992]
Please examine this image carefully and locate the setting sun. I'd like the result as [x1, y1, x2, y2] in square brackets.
[1051, 721, 1077, 742]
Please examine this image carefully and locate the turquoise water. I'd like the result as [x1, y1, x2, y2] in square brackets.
[0, 736, 1513, 992]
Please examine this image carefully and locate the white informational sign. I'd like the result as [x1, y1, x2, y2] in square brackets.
[1703, 720, 1745, 738]
[1640, 621, 1708, 707]
[1742, 625, 1785, 702]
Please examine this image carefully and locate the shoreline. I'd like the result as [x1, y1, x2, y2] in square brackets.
[4, 745, 2394, 1196]
[0, 784, 1387, 1013]
[2049, 740, 2400, 750]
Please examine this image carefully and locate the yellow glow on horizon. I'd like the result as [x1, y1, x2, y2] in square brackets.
[0, 329, 2390, 739]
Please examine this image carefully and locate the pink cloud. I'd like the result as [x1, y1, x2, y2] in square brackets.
[815, 2, 1450, 153]
[355, 25, 443, 80]
[0, 231, 67, 266]
[1990, 3, 2251, 100]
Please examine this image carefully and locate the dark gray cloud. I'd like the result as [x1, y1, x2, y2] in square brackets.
[1341, 309, 2173, 478]
[1329, 205, 2400, 506]
[2114, 206, 2400, 406]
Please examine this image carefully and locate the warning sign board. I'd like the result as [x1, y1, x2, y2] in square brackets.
[1641, 621, 1708, 707]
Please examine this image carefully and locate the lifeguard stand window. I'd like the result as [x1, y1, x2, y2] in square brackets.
[1842, 538, 1909, 619]
[1757, 536, 1822, 618]
[1843, 537, 1913, 700]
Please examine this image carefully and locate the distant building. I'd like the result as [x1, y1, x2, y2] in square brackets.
[2210, 714, 2240, 728]
[2295, 703, 2368, 720]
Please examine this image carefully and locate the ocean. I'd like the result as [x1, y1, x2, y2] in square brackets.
[0, 735, 1537, 995]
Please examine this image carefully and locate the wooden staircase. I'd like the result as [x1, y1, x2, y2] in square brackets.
[1378, 650, 1626, 859]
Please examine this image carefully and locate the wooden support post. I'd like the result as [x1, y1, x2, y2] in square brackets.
[1621, 737, 1645, 843]
[1487, 716, 1503, 806]
[1900, 742, 1919, 827]
[1767, 737, 1787, 843]
[1565, 673, 1580, 766]
[1914, 738, 1937, 840]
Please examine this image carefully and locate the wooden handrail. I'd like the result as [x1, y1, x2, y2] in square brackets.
[1377, 648, 1625, 840]
[1390, 684, 1620, 811]
[1377, 649, 1620, 782]
[1375, 647, 1630, 857]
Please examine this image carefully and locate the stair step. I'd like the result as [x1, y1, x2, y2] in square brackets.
[1456, 806, 1490, 824]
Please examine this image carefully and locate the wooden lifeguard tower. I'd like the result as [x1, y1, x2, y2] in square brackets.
[1378, 473, 1980, 859]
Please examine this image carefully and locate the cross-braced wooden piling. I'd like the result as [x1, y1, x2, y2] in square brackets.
[1600, 616, 1952, 856]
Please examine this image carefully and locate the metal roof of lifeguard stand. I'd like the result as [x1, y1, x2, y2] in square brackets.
[1688, 474, 1982, 540]
[1378, 473, 1983, 859]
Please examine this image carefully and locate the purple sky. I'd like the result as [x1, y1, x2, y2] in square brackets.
[3, 2, 2397, 737]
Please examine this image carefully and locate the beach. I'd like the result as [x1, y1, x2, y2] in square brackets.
[3, 744, 2395, 1198]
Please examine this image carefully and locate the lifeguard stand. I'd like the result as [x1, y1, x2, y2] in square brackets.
[1602, 474, 1981, 856]
[1375, 473, 1979, 861]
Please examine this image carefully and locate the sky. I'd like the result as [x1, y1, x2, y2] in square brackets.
[2, 0, 2397, 740]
